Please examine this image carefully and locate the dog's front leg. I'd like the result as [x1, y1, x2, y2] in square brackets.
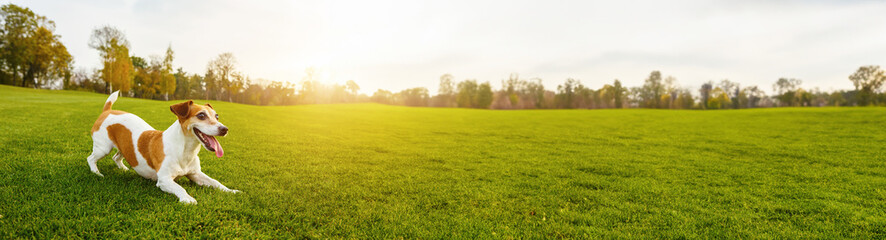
[156, 177, 197, 204]
[187, 171, 239, 193]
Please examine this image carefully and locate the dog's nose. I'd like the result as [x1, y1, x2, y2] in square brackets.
[218, 126, 228, 136]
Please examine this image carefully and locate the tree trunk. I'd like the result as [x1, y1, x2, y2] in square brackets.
[24, 65, 37, 88]
[22, 68, 34, 87]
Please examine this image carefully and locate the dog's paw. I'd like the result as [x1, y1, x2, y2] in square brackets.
[179, 197, 197, 204]
[225, 189, 240, 194]
[92, 171, 104, 177]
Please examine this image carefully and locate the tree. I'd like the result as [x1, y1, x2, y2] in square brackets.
[663, 76, 678, 108]
[371, 89, 394, 104]
[640, 71, 664, 108]
[261, 80, 295, 105]
[439, 74, 455, 95]
[242, 81, 263, 105]
[829, 91, 847, 106]
[208, 52, 237, 101]
[160, 45, 175, 100]
[0, 4, 72, 88]
[174, 68, 203, 100]
[674, 88, 694, 109]
[456, 80, 479, 108]
[23, 21, 71, 88]
[613, 79, 626, 108]
[477, 81, 493, 109]
[718, 79, 739, 109]
[773, 78, 802, 106]
[346, 80, 360, 102]
[574, 82, 595, 108]
[740, 85, 764, 108]
[203, 68, 218, 100]
[628, 87, 643, 108]
[431, 74, 456, 107]
[699, 81, 713, 109]
[555, 78, 578, 108]
[89, 26, 132, 94]
[398, 87, 429, 106]
[0, 4, 36, 86]
[130, 56, 150, 98]
[502, 73, 520, 107]
[848, 65, 886, 106]
[229, 72, 246, 103]
[525, 78, 546, 109]
[707, 87, 731, 109]
[493, 76, 546, 109]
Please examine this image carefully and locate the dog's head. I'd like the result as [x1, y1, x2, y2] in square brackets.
[170, 100, 228, 157]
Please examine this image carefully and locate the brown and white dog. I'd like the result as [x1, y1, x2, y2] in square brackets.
[88, 91, 238, 204]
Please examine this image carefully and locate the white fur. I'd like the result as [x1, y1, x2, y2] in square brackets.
[87, 94, 237, 204]
[107, 90, 119, 105]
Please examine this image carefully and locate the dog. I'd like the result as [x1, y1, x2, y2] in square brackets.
[87, 91, 238, 203]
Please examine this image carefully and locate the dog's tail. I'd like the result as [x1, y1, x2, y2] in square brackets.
[103, 91, 119, 112]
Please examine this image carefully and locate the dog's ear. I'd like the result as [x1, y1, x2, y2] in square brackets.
[205, 103, 213, 109]
[170, 100, 193, 119]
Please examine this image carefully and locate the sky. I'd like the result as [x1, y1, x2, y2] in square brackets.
[14, 0, 886, 94]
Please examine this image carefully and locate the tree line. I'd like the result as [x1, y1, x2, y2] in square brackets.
[2, 3, 885, 109]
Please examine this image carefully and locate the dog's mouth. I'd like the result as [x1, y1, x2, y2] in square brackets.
[194, 128, 224, 158]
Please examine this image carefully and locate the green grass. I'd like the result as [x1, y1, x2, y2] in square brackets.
[1, 85, 885, 238]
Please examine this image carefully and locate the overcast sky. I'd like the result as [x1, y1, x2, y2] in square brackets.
[14, 0, 886, 94]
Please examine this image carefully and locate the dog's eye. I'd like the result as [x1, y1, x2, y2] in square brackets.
[215, 114, 219, 120]
[197, 113, 207, 120]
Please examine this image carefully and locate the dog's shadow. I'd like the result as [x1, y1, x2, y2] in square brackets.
[69, 160, 209, 204]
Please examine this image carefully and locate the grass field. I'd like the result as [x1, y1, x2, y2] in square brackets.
[1, 85, 885, 238]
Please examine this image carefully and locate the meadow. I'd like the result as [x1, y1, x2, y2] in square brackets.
[0, 85, 885, 238]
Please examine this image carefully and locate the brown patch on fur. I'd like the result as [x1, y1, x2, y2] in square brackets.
[106, 124, 138, 167]
[92, 110, 127, 133]
[138, 130, 165, 170]
[188, 104, 207, 118]
[170, 101, 213, 134]
[170, 100, 193, 122]
[102, 101, 113, 112]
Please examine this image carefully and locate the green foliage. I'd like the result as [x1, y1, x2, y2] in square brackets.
[699, 81, 713, 109]
[456, 80, 478, 108]
[431, 74, 456, 107]
[492, 75, 546, 109]
[453, 80, 494, 109]
[613, 79, 625, 108]
[740, 86, 764, 108]
[640, 71, 664, 108]
[89, 25, 133, 94]
[397, 87, 429, 106]
[0, 4, 72, 88]
[173, 68, 204, 100]
[555, 78, 578, 109]
[160, 45, 175, 100]
[476, 82, 493, 108]
[2, 86, 886, 238]
[370, 89, 394, 104]
[829, 91, 846, 106]
[848, 66, 886, 106]
[773, 78, 802, 107]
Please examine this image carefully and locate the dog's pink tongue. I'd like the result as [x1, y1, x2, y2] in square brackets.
[208, 136, 224, 157]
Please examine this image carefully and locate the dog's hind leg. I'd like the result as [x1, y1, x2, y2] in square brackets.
[86, 141, 112, 177]
[111, 151, 128, 170]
